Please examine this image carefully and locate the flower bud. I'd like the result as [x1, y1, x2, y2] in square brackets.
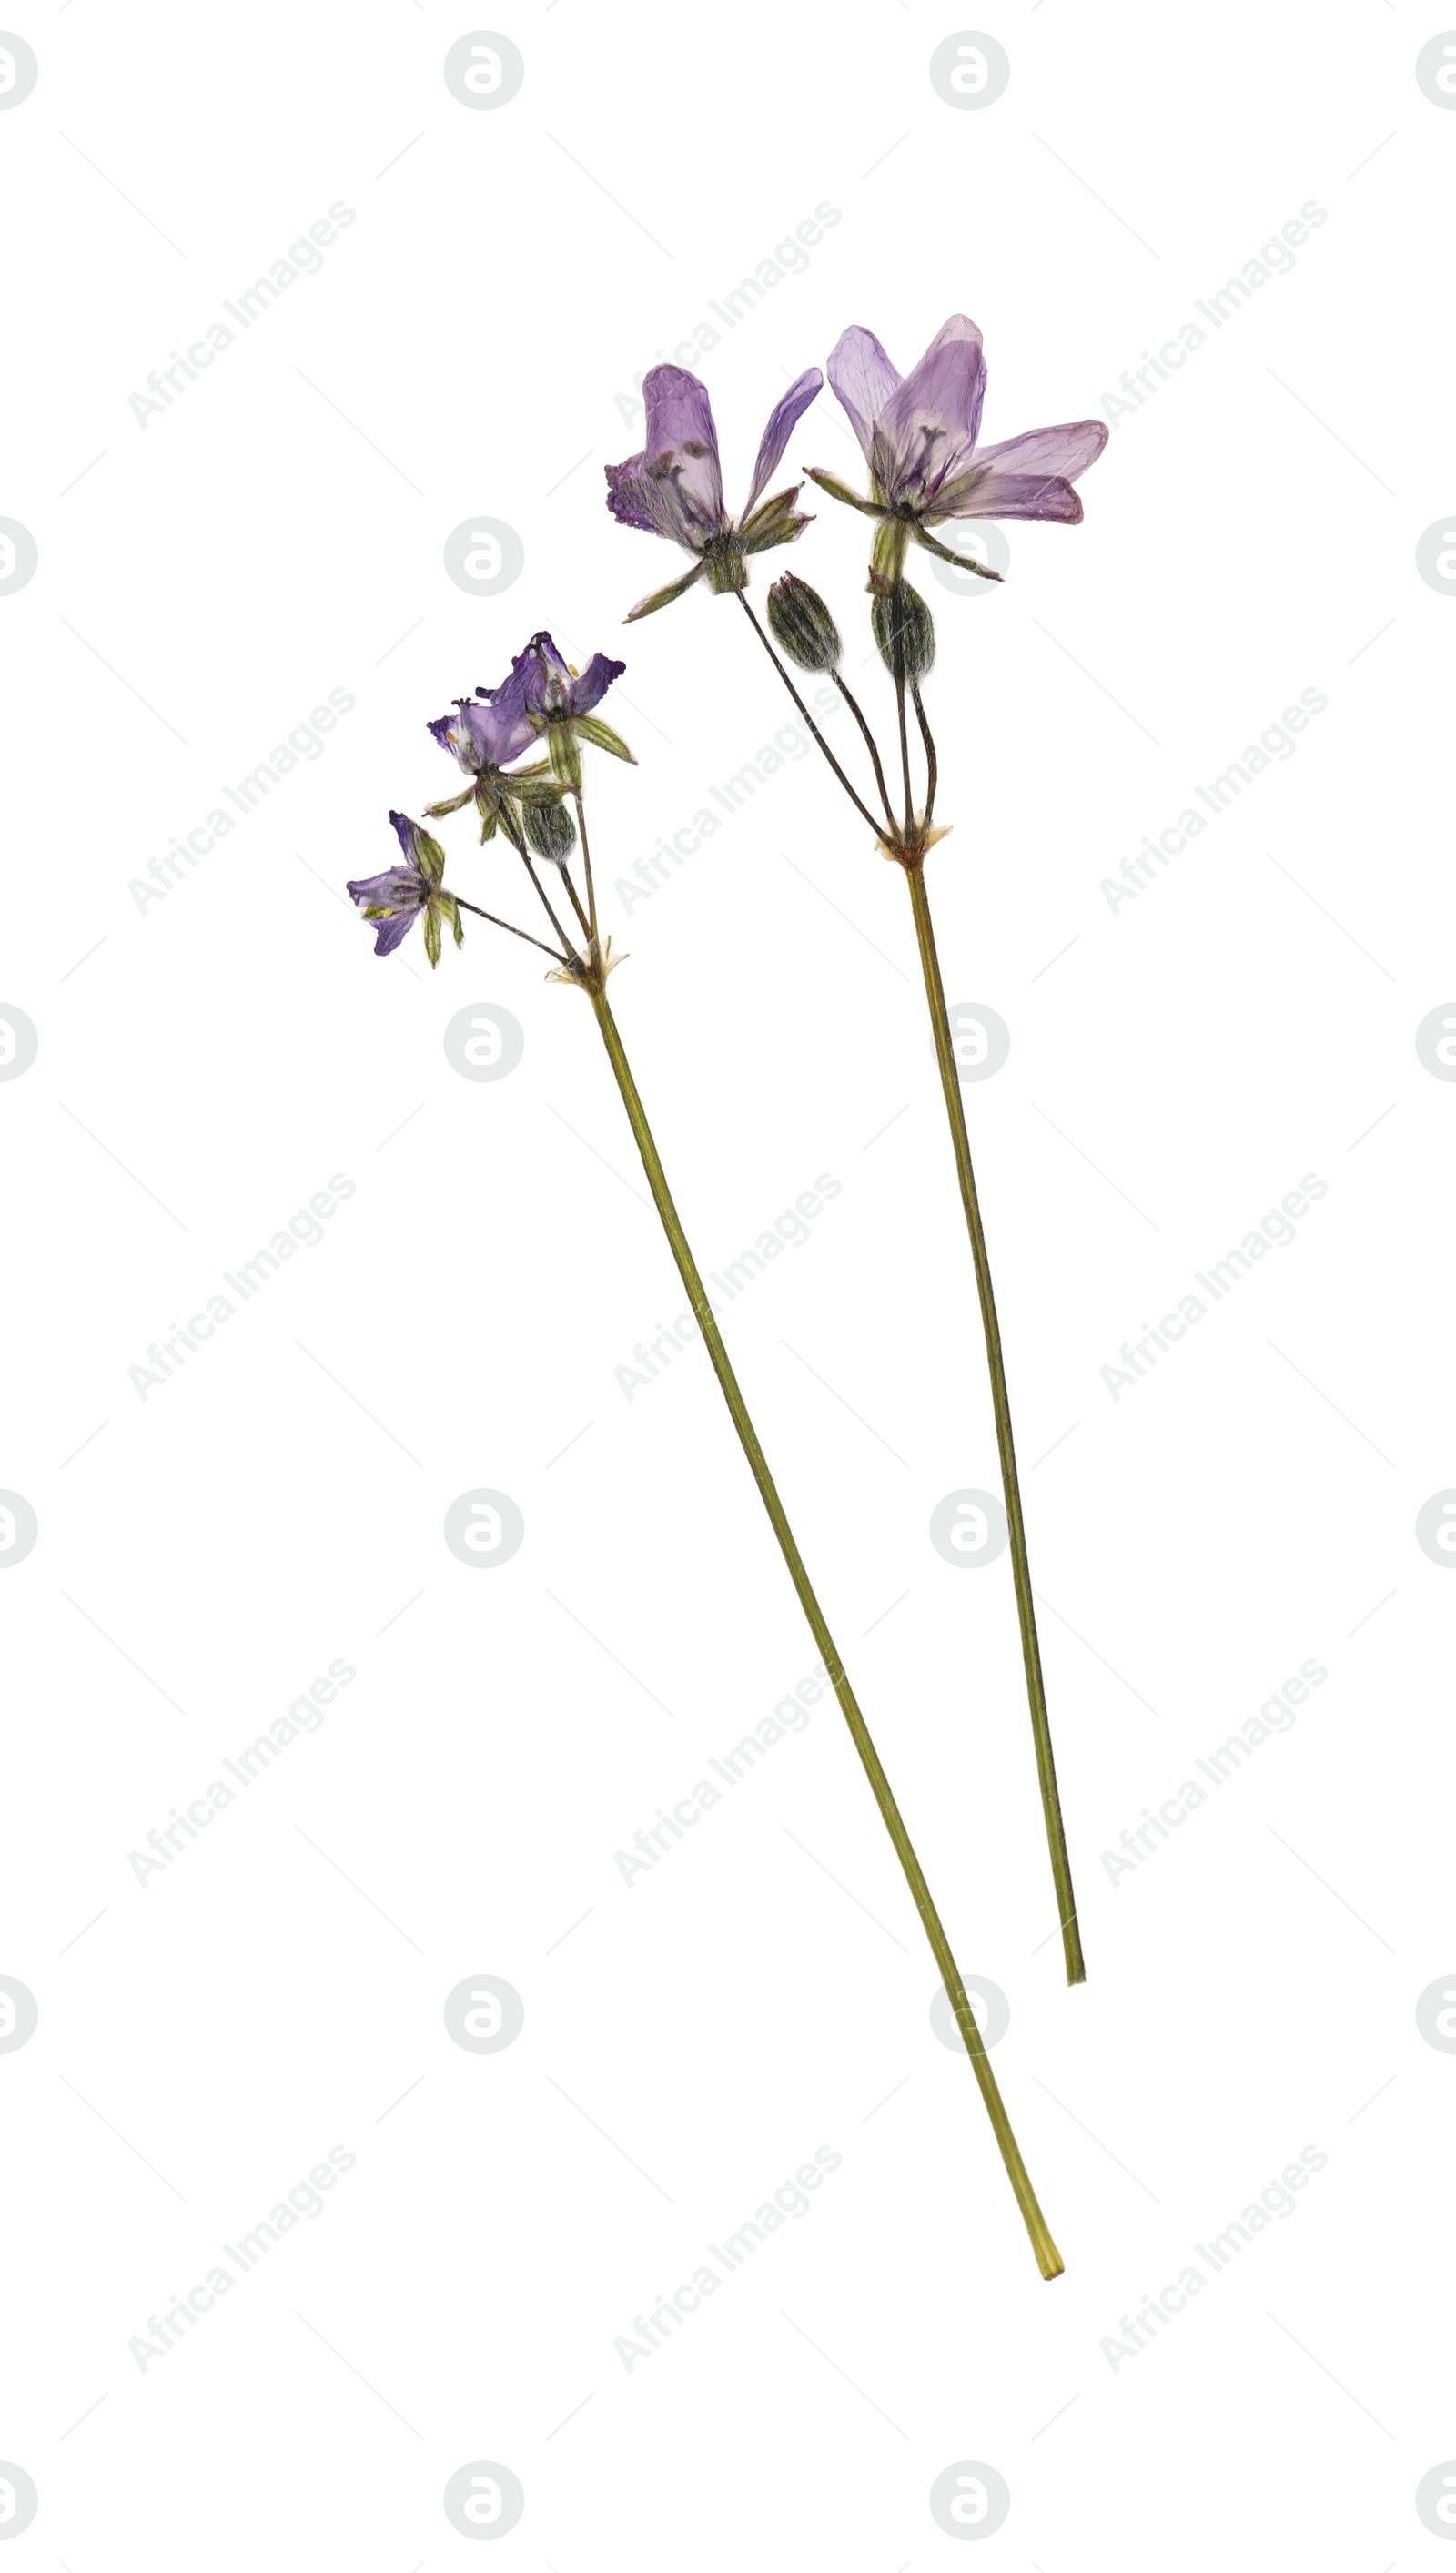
[766, 573, 843, 672]
[522, 795, 577, 867]
[870, 580, 935, 681]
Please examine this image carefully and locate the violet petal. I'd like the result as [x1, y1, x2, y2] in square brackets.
[742, 369, 824, 519]
[826, 325, 903, 466]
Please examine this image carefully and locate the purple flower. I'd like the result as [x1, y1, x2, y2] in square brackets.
[517, 630, 626, 723]
[427, 655, 538, 775]
[812, 316, 1107, 575]
[605, 364, 824, 619]
[347, 813, 460, 968]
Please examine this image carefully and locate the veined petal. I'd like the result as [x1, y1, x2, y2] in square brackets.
[743, 369, 823, 519]
[935, 470, 1086, 523]
[370, 908, 420, 957]
[963, 418, 1108, 483]
[641, 365, 725, 529]
[878, 314, 986, 501]
[565, 651, 627, 717]
[826, 325, 903, 464]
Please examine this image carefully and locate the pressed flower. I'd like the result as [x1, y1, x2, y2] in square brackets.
[516, 628, 634, 791]
[606, 364, 824, 619]
[347, 812, 462, 967]
[810, 316, 1107, 582]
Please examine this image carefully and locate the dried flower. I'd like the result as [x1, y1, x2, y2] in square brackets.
[606, 365, 824, 619]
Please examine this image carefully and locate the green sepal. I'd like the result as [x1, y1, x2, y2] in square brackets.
[870, 580, 935, 680]
[474, 783, 501, 841]
[500, 770, 571, 806]
[703, 534, 749, 596]
[739, 483, 804, 541]
[417, 827, 447, 886]
[803, 466, 884, 519]
[547, 720, 583, 793]
[422, 905, 442, 969]
[870, 516, 911, 589]
[437, 891, 464, 949]
[361, 904, 389, 919]
[571, 714, 636, 765]
[740, 510, 811, 559]
[423, 785, 475, 818]
[912, 521, 1004, 579]
[623, 560, 706, 622]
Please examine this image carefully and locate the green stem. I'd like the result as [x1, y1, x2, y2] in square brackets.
[589, 978, 1065, 2279]
[905, 862, 1086, 1988]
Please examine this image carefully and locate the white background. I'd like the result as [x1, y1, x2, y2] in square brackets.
[3, 0, 1454, 2563]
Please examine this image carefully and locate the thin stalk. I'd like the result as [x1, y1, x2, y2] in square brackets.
[735, 594, 886, 840]
[829, 668, 896, 836]
[910, 678, 938, 830]
[573, 792, 599, 948]
[891, 633, 914, 841]
[589, 977, 1065, 2279]
[905, 861, 1085, 1988]
[453, 896, 564, 963]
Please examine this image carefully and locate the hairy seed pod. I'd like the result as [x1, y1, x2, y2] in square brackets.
[766, 572, 843, 672]
[870, 579, 935, 681]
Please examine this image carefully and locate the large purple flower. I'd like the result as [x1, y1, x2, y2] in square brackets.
[605, 364, 824, 620]
[347, 812, 460, 967]
[811, 316, 1107, 577]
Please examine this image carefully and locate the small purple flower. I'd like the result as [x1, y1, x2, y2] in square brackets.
[605, 364, 824, 620]
[347, 813, 460, 967]
[517, 630, 626, 723]
[427, 653, 538, 776]
[812, 316, 1107, 576]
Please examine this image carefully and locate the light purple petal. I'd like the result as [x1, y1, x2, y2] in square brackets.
[347, 864, 422, 909]
[877, 315, 986, 502]
[939, 471, 1086, 523]
[615, 364, 726, 550]
[369, 907, 420, 957]
[604, 457, 670, 538]
[826, 326, 903, 467]
[955, 418, 1108, 492]
[460, 686, 536, 768]
[743, 369, 823, 519]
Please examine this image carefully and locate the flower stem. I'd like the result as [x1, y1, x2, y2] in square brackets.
[904, 860, 1086, 1988]
[588, 977, 1065, 2278]
[735, 594, 886, 840]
